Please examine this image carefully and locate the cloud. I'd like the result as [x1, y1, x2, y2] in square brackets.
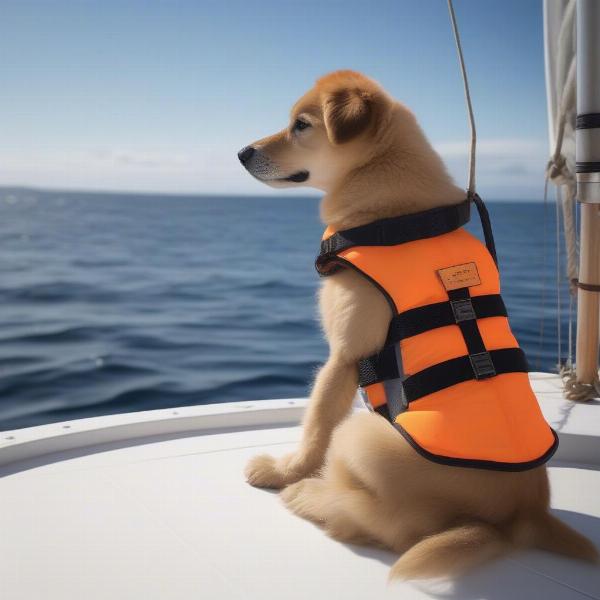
[0, 138, 551, 199]
[0, 145, 291, 195]
[90, 149, 191, 169]
[433, 138, 550, 200]
[434, 138, 547, 159]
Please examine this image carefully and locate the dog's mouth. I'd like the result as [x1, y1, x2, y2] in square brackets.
[281, 170, 309, 183]
[238, 147, 309, 185]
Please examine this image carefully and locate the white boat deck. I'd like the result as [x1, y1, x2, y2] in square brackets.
[1, 372, 599, 599]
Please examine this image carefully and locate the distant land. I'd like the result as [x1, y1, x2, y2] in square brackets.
[0, 185, 544, 203]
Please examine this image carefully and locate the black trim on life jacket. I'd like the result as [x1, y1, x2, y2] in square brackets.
[391, 422, 559, 472]
[384, 294, 507, 344]
[316, 199, 471, 276]
[329, 255, 399, 316]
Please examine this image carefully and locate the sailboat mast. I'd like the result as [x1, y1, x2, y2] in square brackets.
[575, 0, 600, 383]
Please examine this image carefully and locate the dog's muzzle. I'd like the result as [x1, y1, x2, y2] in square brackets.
[237, 145, 309, 183]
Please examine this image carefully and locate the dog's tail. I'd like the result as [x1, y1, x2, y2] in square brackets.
[389, 513, 598, 580]
[389, 522, 507, 580]
[509, 512, 599, 564]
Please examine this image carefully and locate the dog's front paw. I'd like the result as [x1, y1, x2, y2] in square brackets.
[244, 452, 314, 489]
[245, 454, 285, 489]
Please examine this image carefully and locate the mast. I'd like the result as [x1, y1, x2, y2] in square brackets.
[575, 0, 600, 385]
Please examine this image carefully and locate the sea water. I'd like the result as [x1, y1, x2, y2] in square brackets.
[0, 189, 570, 430]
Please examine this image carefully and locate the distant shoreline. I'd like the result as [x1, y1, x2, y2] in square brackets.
[0, 185, 547, 203]
[0, 185, 321, 202]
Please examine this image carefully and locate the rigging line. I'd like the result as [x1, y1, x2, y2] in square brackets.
[556, 184, 562, 368]
[447, 0, 476, 197]
[537, 175, 550, 371]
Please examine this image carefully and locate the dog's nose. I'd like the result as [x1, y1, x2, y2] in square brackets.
[238, 146, 255, 164]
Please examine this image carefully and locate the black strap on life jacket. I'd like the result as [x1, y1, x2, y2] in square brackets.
[471, 193, 498, 267]
[361, 343, 528, 402]
[360, 346, 527, 403]
[358, 283, 526, 404]
[384, 293, 507, 344]
[402, 348, 528, 402]
[316, 195, 499, 276]
[316, 199, 471, 276]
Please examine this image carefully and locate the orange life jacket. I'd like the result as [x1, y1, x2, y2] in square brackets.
[316, 197, 557, 471]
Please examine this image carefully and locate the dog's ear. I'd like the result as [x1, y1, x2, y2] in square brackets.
[322, 87, 381, 145]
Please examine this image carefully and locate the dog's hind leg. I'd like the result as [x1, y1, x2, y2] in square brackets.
[281, 476, 383, 546]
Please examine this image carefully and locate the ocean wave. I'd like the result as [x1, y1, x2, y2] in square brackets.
[0, 370, 312, 431]
[235, 279, 315, 293]
[1, 281, 120, 303]
[0, 325, 107, 344]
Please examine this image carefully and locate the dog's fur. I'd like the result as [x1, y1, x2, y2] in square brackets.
[239, 70, 598, 579]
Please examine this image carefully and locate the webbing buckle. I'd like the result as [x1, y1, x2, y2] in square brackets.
[320, 237, 336, 255]
[451, 298, 476, 322]
[469, 351, 496, 379]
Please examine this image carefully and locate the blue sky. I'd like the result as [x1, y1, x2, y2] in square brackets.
[0, 0, 550, 199]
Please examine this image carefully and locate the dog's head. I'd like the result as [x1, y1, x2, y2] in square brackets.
[238, 70, 392, 191]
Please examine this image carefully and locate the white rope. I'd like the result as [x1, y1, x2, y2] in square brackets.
[547, 55, 578, 293]
[555, 183, 563, 366]
[544, 1, 599, 401]
[560, 364, 600, 401]
[536, 178, 550, 371]
[540, 170, 590, 404]
[562, 191, 579, 293]
[447, 0, 476, 198]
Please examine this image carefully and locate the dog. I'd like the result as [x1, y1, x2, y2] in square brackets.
[238, 70, 598, 579]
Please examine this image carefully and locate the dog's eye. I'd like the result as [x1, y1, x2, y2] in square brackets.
[293, 118, 311, 132]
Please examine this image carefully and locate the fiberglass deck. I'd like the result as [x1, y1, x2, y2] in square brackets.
[0, 372, 599, 600]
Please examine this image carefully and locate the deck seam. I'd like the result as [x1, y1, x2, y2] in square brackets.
[506, 556, 600, 599]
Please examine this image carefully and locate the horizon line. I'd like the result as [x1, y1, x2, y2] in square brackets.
[0, 183, 548, 203]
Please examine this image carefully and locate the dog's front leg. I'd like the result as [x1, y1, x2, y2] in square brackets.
[245, 354, 358, 489]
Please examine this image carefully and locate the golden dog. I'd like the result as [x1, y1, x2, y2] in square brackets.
[238, 70, 598, 579]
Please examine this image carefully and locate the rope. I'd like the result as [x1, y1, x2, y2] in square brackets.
[536, 177, 550, 371]
[560, 364, 600, 402]
[547, 56, 578, 294]
[447, 0, 476, 198]
[556, 4, 579, 294]
[544, 2, 599, 401]
[542, 180, 598, 401]
[550, 173, 600, 400]
[546, 2, 578, 385]
[555, 183, 562, 367]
